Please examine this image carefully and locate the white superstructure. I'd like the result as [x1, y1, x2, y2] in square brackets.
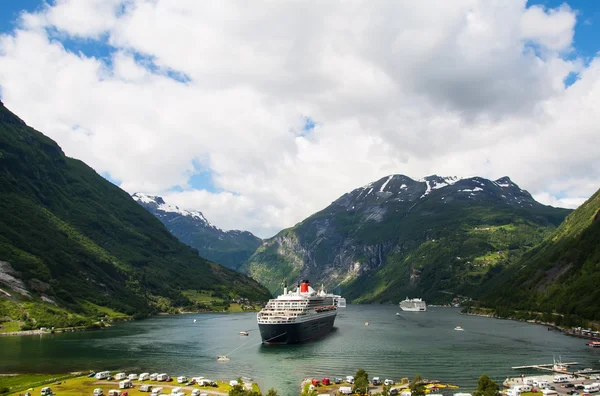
[399, 297, 427, 312]
[257, 280, 345, 344]
[257, 282, 341, 325]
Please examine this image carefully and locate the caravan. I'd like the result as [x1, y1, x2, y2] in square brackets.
[553, 376, 569, 384]
[115, 374, 127, 381]
[95, 372, 111, 380]
[119, 380, 132, 389]
[139, 373, 150, 381]
[151, 388, 163, 396]
[157, 374, 169, 382]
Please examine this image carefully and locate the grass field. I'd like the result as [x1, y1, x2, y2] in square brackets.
[2, 373, 258, 396]
[0, 373, 82, 395]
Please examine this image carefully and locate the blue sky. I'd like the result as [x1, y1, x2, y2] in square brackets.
[529, 0, 600, 59]
[1, 1, 599, 235]
[1, 0, 596, 194]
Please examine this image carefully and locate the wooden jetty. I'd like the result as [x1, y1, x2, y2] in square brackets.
[512, 362, 578, 372]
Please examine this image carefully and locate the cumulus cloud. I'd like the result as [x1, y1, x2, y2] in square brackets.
[0, 0, 598, 238]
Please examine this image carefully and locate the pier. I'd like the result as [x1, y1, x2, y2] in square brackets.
[511, 362, 579, 373]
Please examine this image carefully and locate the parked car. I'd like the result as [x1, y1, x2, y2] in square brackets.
[372, 377, 381, 385]
[186, 381, 195, 386]
[385, 379, 395, 386]
[564, 384, 575, 388]
[88, 373, 97, 378]
[575, 385, 585, 390]
[165, 378, 173, 382]
[334, 378, 343, 384]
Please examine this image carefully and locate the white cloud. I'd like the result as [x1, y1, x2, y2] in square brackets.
[0, 0, 598, 238]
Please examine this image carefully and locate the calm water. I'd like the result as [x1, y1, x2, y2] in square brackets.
[2, 306, 600, 395]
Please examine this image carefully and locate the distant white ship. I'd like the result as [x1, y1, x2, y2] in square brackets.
[399, 297, 427, 312]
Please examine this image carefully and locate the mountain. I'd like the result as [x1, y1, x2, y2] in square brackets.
[242, 174, 571, 303]
[132, 193, 261, 270]
[479, 187, 600, 321]
[0, 101, 270, 331]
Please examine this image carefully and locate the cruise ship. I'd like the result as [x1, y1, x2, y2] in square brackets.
[399, 297, 427, 312]
[257, 280, 346, 344]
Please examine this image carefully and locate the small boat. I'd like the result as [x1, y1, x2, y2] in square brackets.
[454, 325, 464, 331]
[396, 313, 401, 316]
[216, 355, 230, 361]
[365, 322, 369, 326]
[193, 319, 197, 323]
[588, 341, 600, 348]
[239, 331, 249, 336]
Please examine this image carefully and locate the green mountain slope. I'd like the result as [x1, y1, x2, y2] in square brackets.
[242, 175, 571, 304]
[132, 193, 261, 270]
[479, 187, 600, 320]
[0, 101, 270, 331]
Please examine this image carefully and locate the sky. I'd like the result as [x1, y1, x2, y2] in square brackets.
[0, 1, 599, 238]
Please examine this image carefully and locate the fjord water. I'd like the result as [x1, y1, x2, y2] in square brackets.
[2, 306, 599, 394]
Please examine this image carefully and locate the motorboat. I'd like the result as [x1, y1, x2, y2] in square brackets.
[454, 325, 464, 331]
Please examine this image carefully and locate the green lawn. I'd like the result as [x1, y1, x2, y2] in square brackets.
[80, 301, 130, 320]
[0, 373, 82, 395]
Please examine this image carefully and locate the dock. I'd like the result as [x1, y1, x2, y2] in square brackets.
[512, 362, 578, 373]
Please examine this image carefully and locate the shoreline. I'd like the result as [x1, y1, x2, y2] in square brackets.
[0, 308, 261, 338]
[462, 310, 600, 342]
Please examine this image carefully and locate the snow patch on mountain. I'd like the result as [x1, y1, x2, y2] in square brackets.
[132, 192, 213, 227]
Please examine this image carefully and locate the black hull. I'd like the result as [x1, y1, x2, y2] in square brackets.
[258, 314, 336, 344]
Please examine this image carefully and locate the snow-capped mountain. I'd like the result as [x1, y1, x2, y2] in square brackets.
[242, 174, 571, 301]
[132, 193, 261, 270]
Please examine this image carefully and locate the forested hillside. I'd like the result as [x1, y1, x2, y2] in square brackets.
[0, 101, 270, 331]
[479, 187, 600, 321]
[243, 175, 571, 304]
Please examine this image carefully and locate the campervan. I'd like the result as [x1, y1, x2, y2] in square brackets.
[583, 384, 600, 393]
[41, 387, 53, 396]
[513, 385, 532, 393]
[151, 387, 163, 396]
[93, 389, 104, 396]
[119, 380, 132, 389]
[535, 380, 549, 389]
[525, 379, 536, 386]
[96, 372, 111, 380]
[345, 376, 354, 384]
[553, 376, 569, 384]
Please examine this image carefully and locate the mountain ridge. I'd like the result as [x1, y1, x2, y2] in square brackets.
[478, 186, 600, 321]
[132, 192, 262, 270]
[242, 173, 571, 303]
[0, 102, 270, 331]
